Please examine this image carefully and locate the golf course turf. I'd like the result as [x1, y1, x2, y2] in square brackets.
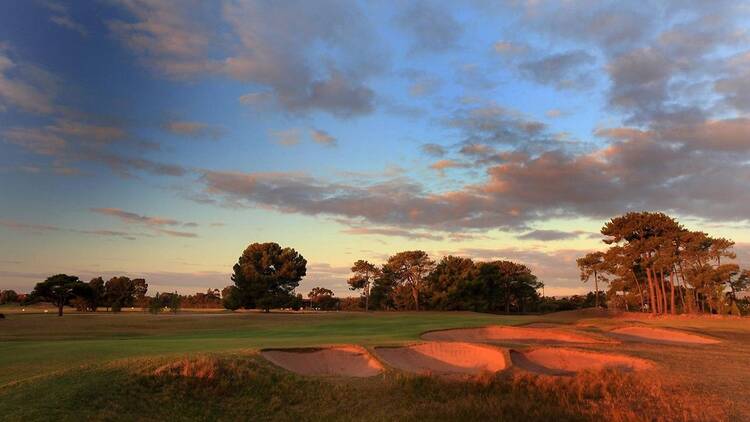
[1, 309, 748, 421]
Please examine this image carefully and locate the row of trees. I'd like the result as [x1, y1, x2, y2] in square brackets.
[577, 212, 749, 315]
[349, 253, 543, 312]
[0, 289, 23, 304]
[27, 274, 148, 316]
[223, 243, 544, 313]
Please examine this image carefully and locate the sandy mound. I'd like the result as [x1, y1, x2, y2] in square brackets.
[375, 342, 507, 376]
[261, 345, 383, 377]
[422, 325, 604, 344]
[610, 326, 720, 345]
[511, 348, 652, 376]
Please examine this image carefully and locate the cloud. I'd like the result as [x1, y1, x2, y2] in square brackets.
[163, 120, 222, 140]
[429, 159, 468, 174]
[193, 111, 750, 230]
[90, 208, 198, 238]
[448, 103, 554, 153]
[311, 129, 337, 147]
[397, 1, 462, 53]
[0, 219, 61, 233]
[342, 226, 444, 241]
[3, 115, 186, 179]
[493, 40, 528, 56]
[420, 143, 446, 157]
[519, 50, 597, 90]
[42, 1, 88, 36]
[108, 0, 218, 78]
[516, 230, 583, 241]
[0, 218, 138, 240]
[271, 129, 301, 147]
[223, 0, 379, 116]
[0, 48, 59, 115]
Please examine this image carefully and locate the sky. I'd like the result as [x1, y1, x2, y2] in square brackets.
[1, 0, 749, 297]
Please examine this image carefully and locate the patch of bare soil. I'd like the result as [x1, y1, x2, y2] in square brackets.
[260, 345, 383, 377]
[610, 326, 721, 345]
[375, 342, 508, 376]
[510, 348, 653, 376]
[422, 325, 606, 344]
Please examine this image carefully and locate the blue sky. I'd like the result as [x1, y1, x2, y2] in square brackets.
[1, 1, 749, 296]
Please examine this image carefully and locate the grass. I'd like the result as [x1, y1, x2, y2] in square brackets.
[0, 309, 748, 421]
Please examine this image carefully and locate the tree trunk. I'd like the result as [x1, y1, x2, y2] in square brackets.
[593, 270, 600, 308]
[632, 271, 645, 312]
[58, 299, 64, 317]
[646, 267, 657, 314]
[675, 268, 686, 313]
[669, 271, 676, 315]
[412, 287, 419, 311]
[365, 281, 370, 312]
[660, 269, 668, 314]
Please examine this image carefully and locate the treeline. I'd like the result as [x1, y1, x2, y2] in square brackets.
[17, 274, 229, 316]
[578, 212, 749, 315]
[223, 243, 545, 313]
[0, 289, 24, 304]
[23, 274, 148, 316]
[147, 289, 223, 313]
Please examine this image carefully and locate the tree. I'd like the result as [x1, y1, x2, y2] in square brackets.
[577, 251, 607, 308]
[230, 242, 307, 312]
[148, 293, 162, 314]
[426, 256, 478, 310]
[221, 286, 242, 311]
[0, 290, 19, 304]
[588, 212, 749, 315]
[104, 276, 148, 312]
[478, 261, 542, 313]
[348, 260, 379, 312]
[30, 274, 83, 316]
[168, 291, 181, 313]
[384, 251, 434, 311]
[308, 287, 338, 310]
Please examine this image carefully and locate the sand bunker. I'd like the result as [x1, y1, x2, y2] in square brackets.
[375, 342, 508, 376]
[422, 325, 605, 344]
[610, 326, 720, 345]
[261, 345, 383, 377]
[511, 348, 652, 376]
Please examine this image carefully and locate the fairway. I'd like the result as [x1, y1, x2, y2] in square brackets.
[1, 310, 749, 421]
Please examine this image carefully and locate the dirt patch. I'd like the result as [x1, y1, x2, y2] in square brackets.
[375, 342, 508, 376]
[422, 325, 605, 344]
[261, 345, 383, 377]
[511, 348, 652, 376]
[610, 326, 721, 345]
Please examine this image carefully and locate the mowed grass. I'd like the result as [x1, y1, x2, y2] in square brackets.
[1, 310, 749, 421]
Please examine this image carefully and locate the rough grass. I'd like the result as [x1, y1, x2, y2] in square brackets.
[1, 310, 748, 421]
[0, 354, 730, 422]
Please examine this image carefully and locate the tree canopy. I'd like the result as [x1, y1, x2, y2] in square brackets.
[230, 242, 307, 312]
[30, 274, 83, 316]
[579, 212, 749, 315]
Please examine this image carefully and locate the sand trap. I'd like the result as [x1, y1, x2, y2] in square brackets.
[610, 326, 721, 345]
[511, 348, 652, 376]
[261, 345, 383, 377]
[375, 342, 508, 376]
[422, 325, 605, 344]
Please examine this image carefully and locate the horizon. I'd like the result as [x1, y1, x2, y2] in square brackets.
[2, 1, 750, 297]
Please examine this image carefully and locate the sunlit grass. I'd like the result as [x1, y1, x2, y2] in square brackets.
[1, 310, 748, 420]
